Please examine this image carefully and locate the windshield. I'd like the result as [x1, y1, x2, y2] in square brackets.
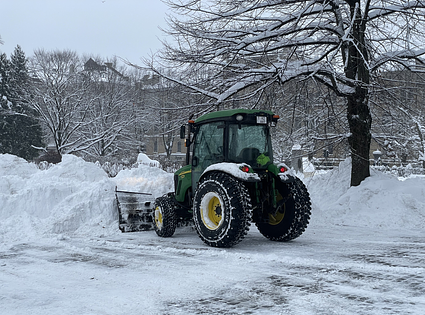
[227, 124, 273, 168]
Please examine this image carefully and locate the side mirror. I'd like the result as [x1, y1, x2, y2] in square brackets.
[180, 125, 186, 139]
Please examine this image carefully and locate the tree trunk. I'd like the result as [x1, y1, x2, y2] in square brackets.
[347, 95, 371, 186]
[162, 132, 174, 160]
[345, 1, 371, 186]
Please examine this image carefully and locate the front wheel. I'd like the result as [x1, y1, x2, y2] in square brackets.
[153, 195, 177, 237]
[193, 172, 252, 248]
[256, 177, 311, 241]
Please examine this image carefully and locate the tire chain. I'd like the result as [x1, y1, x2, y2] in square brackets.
[154, 196, 177, 237]
[285, 178, 312, 240]
[193, 172, 252, 247]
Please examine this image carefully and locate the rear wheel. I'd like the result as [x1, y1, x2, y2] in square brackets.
[153, 196, 177, 237]
[256, 177, 311, 241]
[193, 172, 252, 248]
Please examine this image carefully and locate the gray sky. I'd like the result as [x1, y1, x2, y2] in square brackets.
[0, 0, 169, 64]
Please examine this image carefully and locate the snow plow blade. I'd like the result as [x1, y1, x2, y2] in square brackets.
[115, 188, 155, 232]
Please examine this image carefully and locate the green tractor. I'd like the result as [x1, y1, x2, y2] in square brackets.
[153, 109, 311, 248]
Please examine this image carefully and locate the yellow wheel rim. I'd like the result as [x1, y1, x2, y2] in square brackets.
[207, 196, 222, 227]
[269, 208, 285, 225]
[154, 206, 163, 229]
[200, 192, 223, 230]
[269, 193, 285, 225]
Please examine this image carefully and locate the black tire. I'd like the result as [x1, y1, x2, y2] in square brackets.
[153, 196, 177, 237]
[193, 172, 252, 248]
[256, 177, 311, 242]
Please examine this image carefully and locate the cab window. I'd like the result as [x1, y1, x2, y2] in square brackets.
[228, 124, 272, 167]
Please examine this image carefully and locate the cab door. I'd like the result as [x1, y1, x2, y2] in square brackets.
[191, 121, 224, 191]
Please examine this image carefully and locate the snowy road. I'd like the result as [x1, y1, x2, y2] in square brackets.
[1, 224, 424, 315]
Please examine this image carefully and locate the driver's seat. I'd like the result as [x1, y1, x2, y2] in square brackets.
[239, 148, 260, 165]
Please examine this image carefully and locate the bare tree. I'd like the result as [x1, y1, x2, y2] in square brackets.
[130, 65, 207, 161]
[25, 50, 137, 158]
[80, 57, 136, 160]
[371, 69, 425, 167]
[149, 0, 425, 186]
[26, 49, 91, 154]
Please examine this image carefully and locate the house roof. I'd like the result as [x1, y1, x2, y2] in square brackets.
[84, 58, 106, 72]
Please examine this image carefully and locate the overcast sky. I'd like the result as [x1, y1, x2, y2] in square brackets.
[0, 0, 169, 64]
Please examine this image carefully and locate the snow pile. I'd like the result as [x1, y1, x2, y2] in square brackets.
[112, 162, 174, 198]
[0, 154, 176, 247]
[302, 157, 316, 173]
[0, 154, 118, 245]
[306, 158, 425, 229]
[136, 152, 161, 168]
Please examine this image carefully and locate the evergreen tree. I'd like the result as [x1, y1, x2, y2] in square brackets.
[0, 53, 11, 108]
[9, 46, 29, 104]
[0, 47, 43, 160]
[0, 52, 13, 155]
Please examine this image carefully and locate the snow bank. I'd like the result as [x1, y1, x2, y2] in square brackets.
[1, 153, 424, 248]
[306, 158, 425, 229]
[0, 154, 177, 247]
[0, 154, 118, 245]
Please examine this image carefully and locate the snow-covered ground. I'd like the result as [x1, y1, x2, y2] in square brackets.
[1, 153, 424, 314]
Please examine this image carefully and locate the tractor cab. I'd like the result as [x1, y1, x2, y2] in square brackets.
[181, 109, 279, 192]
